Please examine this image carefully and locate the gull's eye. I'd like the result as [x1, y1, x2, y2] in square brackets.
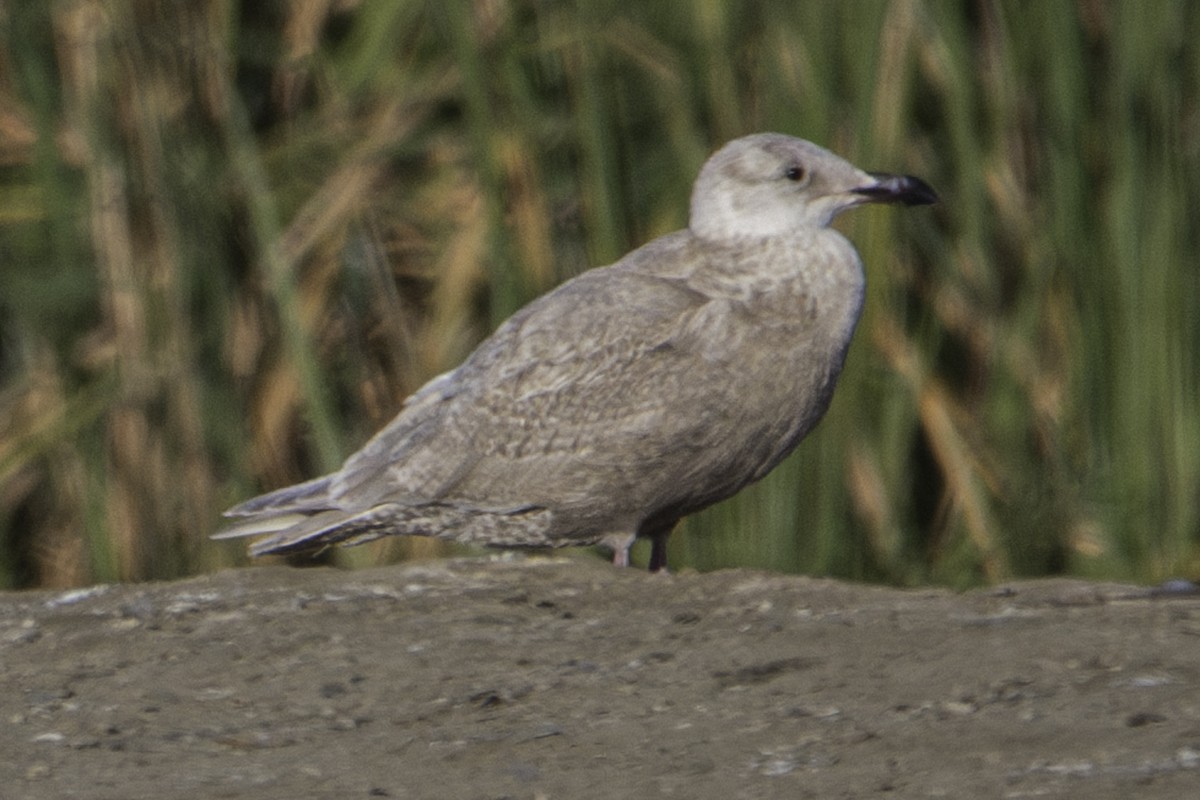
[784, 165, 806, 182]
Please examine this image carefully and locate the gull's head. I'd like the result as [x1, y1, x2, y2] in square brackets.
[689, 133, 937, 243]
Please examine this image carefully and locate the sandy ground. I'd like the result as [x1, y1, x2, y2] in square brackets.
[2, 556, 1199, 800]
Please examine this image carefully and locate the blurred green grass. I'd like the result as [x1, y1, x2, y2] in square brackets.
[1, 0, 1197, 588]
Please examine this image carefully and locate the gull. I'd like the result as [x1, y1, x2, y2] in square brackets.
[215, 133, 937, 570]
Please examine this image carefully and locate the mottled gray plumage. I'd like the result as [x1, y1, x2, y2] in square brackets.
[215, 134, 936, 569]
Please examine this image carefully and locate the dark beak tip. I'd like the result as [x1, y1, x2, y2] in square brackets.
[897, 175, 940, 206]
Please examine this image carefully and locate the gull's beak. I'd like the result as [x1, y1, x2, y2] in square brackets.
[853, 172, 939, 206]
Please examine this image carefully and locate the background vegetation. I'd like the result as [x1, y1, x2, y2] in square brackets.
[1, 0, 1197, 589]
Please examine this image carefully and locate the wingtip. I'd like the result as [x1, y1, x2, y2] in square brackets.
[210, 513, 310, 540]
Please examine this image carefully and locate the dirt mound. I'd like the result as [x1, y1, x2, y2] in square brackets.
[3, 557, 1198, 799]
